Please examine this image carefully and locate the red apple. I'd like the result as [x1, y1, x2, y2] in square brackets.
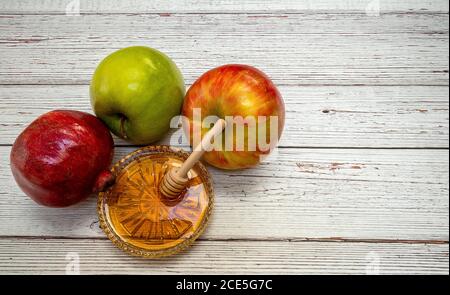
[182, 64, 285, 169]
[10, 110, 114, 207]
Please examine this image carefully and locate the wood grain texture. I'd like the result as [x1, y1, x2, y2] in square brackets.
[0, 0, 448, 14]
[0, 238, 447, 274]
[0, 85, 448, 148]
[0, 13, 448, 86]
[1, 146, 448, 241]
[0, 0, 448, 275]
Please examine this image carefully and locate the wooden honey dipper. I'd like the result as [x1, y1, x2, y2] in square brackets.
[159, 119, 227, 200]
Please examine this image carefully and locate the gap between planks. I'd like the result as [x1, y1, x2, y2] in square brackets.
[0, 235, 447, 245]
[0, 83, 448, 87]
[0, 0, 448, 14]
[1, 12, 449, 16]
[2, 144, 449, 150]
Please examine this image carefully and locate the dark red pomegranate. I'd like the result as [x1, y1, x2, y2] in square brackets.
[10, 110, 114, 207]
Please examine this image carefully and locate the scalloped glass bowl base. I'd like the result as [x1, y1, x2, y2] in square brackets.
[97, 146, 214, 258]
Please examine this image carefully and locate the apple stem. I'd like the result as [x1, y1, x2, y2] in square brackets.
[93, 170, 115, 193]
[118, 114, 128, 139]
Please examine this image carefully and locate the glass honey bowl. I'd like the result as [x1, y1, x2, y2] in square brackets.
[97, 145, 214, 258]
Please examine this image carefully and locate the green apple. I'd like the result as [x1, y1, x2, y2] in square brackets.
[90, 46, 185, 144]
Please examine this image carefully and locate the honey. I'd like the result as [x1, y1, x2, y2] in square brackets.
[97, 146, 213, 257]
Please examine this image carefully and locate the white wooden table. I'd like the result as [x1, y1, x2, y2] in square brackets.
[0, 0, 448, 274]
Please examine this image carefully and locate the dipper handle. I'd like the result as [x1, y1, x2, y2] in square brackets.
[159, 119, 226, 199]
[177, 119, 226, 178]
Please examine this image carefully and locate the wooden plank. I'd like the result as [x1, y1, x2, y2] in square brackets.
[0, 238, 447, 274]
[0, 14, 448, 86]
[1, 146, 448, 241]
[0, 0, 448, 14]
[0, 85, 448, 148]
